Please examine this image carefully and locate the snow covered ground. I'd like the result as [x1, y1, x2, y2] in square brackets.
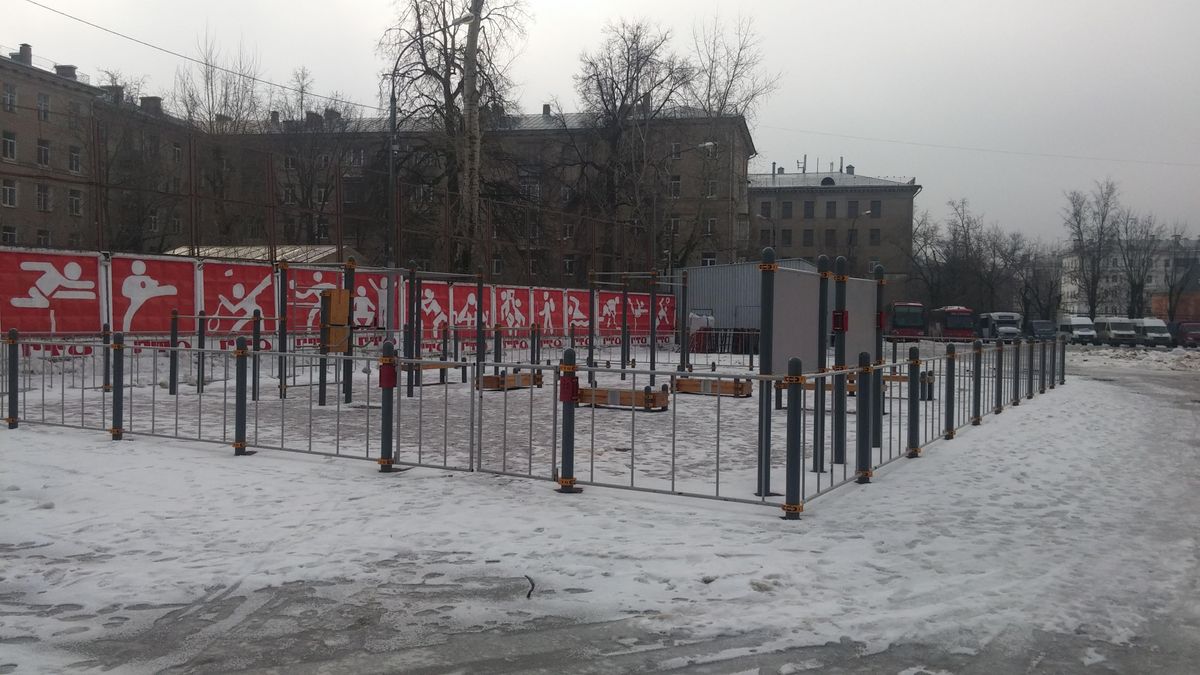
[3, 355, 1198, 673]
[1067, 344, 1200, 372]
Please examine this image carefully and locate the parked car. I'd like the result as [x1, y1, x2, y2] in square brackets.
[1092, 316, 1139, 346]
[1027, 319, 1056, 340]
[1132, 318, 1172, 347]
[978, 312, 1022, 342]
[1169, 321, 1200, 348]
[1057, 315, 1099, 345]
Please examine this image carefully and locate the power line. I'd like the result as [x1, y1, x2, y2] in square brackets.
[757, 124, 1200, 169]
[21, 0, 387, 115]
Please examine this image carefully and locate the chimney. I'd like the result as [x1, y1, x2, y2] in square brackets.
[139, 96, 162, 115]
[839, 156, 844, 173]
[14, 44, 32, 65]
[542, 103, 551, 117]
[54, 64, 77, 80]
[771, 161, 776, 176]
[305, 111, 322, 128]
[846, 164, 855, 176]
[270, 110, 280, 126]
[803, 154, 807, 174]
[777, 166, 784, 175]
[323, 107, 341, 123]
[101, 85, 124, 105]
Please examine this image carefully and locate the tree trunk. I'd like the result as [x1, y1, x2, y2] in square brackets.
[462, 0, 486, 273]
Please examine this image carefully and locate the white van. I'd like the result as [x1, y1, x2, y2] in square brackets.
[1058, 315, 1098, 345]
[1092, 316, 1138, 347]
[978, 312, 1022, 342]
[1132, 318, 1172, 347]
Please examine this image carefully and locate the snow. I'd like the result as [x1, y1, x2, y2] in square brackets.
[1067, 345, 1200, 371]
[2, 361, 1194, 671]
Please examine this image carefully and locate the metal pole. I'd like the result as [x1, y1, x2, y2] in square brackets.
[906, 346, 920, 457]
[832, 256, 848, 464]
[493, 327, 502, 376]
[233, 336, 249, 455]
[111, 333, 124, 440]
[1026, 339, 1035, 399]
[251, 309, 261, 401]
[649, 271, 658, 387]
[276, 262, 288, 399]
[873, 264, 885, 448]
[475, 273, 485, 389]
[783, 356, 803, 518]
[1059, 335, 1067, 385]
[855, 351, 872, 484]
[756, 247, 777, 496]
[1048, 334, 1057, 390]
[6, 329, 17, 429]
[406, 266, 417, 398]
[971, 340, 982, 425]
[679, 270, 689, 371]
[102, 323, 111, 392]
[318, 292, 329, 406]
[168, 310, 179, 396]
[197, 311, 206, 394]
[342, 259, 355, 404]
[587, 279, 596, 386]
[1012, 338, 1022, 407]
[813, 255, 830, 473]
[1039, 339, 1047, 394]
[620, 281, 629, 381]
[557, 348, 581, 493]
[379, 341, 396, 472]
[944, 343, 956, 439]
[994, 340, 1005, 413]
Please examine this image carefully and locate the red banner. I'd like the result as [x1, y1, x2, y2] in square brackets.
[654, 294, 677, 333]
[564, 290, 590, 335]
[201, 262, 276, 333]
[417, 280, 451, 340]
[597, 290, 623, 336]
[111, 255, 196, 333]
[0, 250, 102, 334]
[285, 267, 340, 334]
[350, 271, 390, 329]
[449, 283, 491, 336]
[532, 288, 563, 334]
[495, 286, 531, 329]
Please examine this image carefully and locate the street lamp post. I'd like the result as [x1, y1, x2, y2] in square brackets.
[847, 209, 871, 274]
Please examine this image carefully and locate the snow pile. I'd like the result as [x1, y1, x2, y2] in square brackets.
[1070, 346, 1200, 372]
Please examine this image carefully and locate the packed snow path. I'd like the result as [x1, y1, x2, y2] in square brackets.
[1, 348, 1198, 673]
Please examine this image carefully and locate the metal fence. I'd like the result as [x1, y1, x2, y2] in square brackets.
[2, 327, 1068, 517]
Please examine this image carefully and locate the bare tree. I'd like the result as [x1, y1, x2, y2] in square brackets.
[1015, 241, 1063, 322]
[1114, 209, 1164, 318]
[172, 35, 263, 134]
[1163, 223, 1200, 322]
[1063, 179, 1121, 320]
[682, 15, 779, 120]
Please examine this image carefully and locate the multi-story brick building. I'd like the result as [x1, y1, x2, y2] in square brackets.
[747, 165, 920, 292]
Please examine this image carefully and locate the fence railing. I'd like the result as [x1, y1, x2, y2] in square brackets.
[2, 328, 1068, 517]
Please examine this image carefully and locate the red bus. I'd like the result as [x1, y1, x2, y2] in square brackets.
[886, 301, 927, 340]
[929, 306, 976, 340]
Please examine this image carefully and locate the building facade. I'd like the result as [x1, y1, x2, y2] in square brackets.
[1061, 236, 1200, 318]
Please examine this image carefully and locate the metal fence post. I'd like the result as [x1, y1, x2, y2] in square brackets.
[5, 329, 17, 429]
[971, 340, 983, 425]
[557, 348, 582, 493]
[680, 270, 690, 371]
[872, 265, 886, 450]
[587, 278, 597, 386]
[493, 326, 502, 376]
[1048, 334, 1057, 390]
[650, 271, 658, 387]
[406, 266, 417, 397]
[783, 357, 803, 519]
[475, 272, 485, 388]
[832, 256, 848, 465]
[251, 308, 261, 402]
[1026, 339, 1035, 399]
[102, 323, 112, 392]
[277, 262, 289, 400]
[1012, 338, 1022, 407]
[813, 255, 830, 473]
[318, 292, 330, 407]
[342, 259, 355, 404]
[944, 343, 956, 439]
[855, 351, 873, 484]
[1059, 335, 1067, 385]
[906, 346, 920, 457]
[197, 310, 206, 394]
[620, 281, 629, 381]
[379, 341, 396, 472]
[168, 309, 179, 396]
[1039, 339, 1047, 394]
[756, 247, 778, 496]
[111, 333, 124, 440]
[994, 340, 1005, 413]
[440, 328, 449, 384]
[233, 336, 250, 456]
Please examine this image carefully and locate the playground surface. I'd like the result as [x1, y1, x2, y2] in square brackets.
[2, 348, 1198, 673]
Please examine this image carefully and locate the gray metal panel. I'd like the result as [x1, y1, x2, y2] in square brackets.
[772, 269, 820, 365]
[845, 278, 876, 363]
[680, 258, 815, 330]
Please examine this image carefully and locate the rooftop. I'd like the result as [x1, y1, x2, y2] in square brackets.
[164, 245, 365, 264]
[748, 171, 919, 190]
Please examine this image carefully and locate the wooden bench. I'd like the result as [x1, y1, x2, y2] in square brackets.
[476, 371, 543, 391]
[577, 385, 670, 412]
[674, 377, 753, 398]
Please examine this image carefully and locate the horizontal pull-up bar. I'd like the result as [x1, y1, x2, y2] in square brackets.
[175, 314, 282, 321]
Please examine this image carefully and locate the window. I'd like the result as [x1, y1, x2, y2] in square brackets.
[803, 200, 815, 219]
[824, 228, 836, 247]
[781, 201, 793, 219]
[284, 155, 296, 170]
[1, 84, 14, 112]
[2, 131, 15, 160]
[148, 211, 160, 233]
[69, 145, 81, 173]
[670, 142, 682, 160]
[68, 232, 81, 248]
[667, 216, 680, 235]
[317, 185, 330, 203]
[351, 148, 364, 167]
[669, 175, 680, 198]
[802, 228, 814, 246]
[492, 255, 503, 275]
[171, 215, 182, 234]
[704, 141, 717, 158]
[706, 179, 717, 198]
[36, 183, 50, 211]
[847, 200, 859, 219]
[759, 201, 772, 218]
[1, 179, 16, 207]
[1, 226, 15, 244]
[283, 184, 297, 204]
[36, 93, 49, 121]
[825, 201, 837, 219]
[562, 222, 574, 240]
[317, 154, 330, 168]
[492, 222, 499, 239]
[36, 229, 51, 246]
[173, 142, 182, 163]
[560, 185, 573, 204]
[701, 252, 717, 266]
[529, 258, 539, 275]
[172, 176, 181, 194]
[760, 229, 772, 246]
[316, 217, 330, 240]
[564, 254, 576, 275]
[870, 200, 882, 217]
[37, 139, 49, 166]
[781, 229, 793, 247]
[705, 217, 716, 236]
[68, 101, 81, 130]
[869, 228, 881, 246]
[68, 189, 81, 216]
[848, 229, 858, 245]
[519, 174, 541, 201]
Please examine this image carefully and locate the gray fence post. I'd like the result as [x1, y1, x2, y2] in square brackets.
[832, 256, 848, 465]
[6, 329, 17, 429]
[1048, 334, 1057, 390]
[650, 271, 658, 387]
[994, 341, 1005, 413]
[872, 264, 885, 449]
[906, 346, 920, 457]
[558, 348, 582, 493]
[277, 262, 289, 400]
[680, 270, 690, 371]
[619, 281, 629, 381]
[406, 266, 417, 398]
[1039, 339, 1047, 394]
[168, 310, 179, 396]
[1059, 336, 1067, 385]
[318, 292, 330, 406]
[197, 310, 206, 394]
[783, 357, 803, 519]
[756, 247, 778, 496]
[379, 341, 396, 472]
[855, 351, 873, 484]
[440, 328, 449, 384]
[342, 259, 355, 404]
[233, 336, 249, 456]
[251, 309, 261, 402]
[813, 255, 830, 473]
[493, 327, 502, 376]
[111, 333, 124, 440]
[1012, 338, 1022, 407]
[476, 272, 486, 388]
[1026, 339, 1035, 399]
[944, 343, 956, 439]
[102, 323, 112, 392]
[971, 340, 983, 425]
[587, 279, 597, 386]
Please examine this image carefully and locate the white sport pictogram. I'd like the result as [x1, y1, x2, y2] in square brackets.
[498, 288, 527, 328]
[537, 291, 557, 330]
[566, 296, 589, 327]
[11, 261, 97, 308]
[600, 297, 620, 328]
[121, 260, 178, 332]
[209, 270, 271, 331]
[423, 288, 449, 331]
[656, 297, 672, 330]
[353, 285, 376, 326]
[292, 272, 336, 330]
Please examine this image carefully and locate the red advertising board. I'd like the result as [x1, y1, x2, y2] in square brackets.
[596, 290, 623, 335]
[531, 288, 563, 334]
[564, 289, 590, 334]
[349, 271, 390, 328]
[110, 255, 196, 333]
[624, 292, 653, 335]
[416, 280, 451, 340]
[449, 282, 491, 337]
[0, 250, 102, 334]
[285, 267, 340, 334]
[201, 262, 276, 333]
[654, 294, 677, 334]
[494, 286, 531, 329]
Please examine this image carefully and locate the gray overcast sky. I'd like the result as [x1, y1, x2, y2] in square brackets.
[8, 0, 1199, 242]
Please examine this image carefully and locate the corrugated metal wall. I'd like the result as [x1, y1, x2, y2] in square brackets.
[678, 258, 816, 329]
